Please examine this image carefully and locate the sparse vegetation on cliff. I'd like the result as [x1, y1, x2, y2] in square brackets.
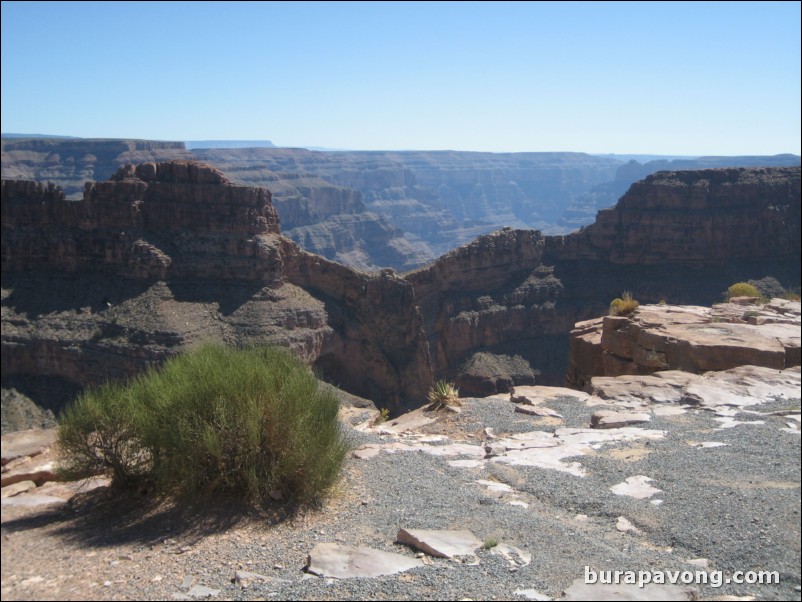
[57, 345, 349, 505]
[609, 291, 639, 316]
[427, 380, 461, 410]
[726, 282, 762, 301]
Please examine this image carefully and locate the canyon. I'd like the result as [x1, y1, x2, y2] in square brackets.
[4, 137, 799, 271]
[2, 160, 799, 429]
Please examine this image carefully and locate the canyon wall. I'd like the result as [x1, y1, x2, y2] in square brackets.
[0, 138, 191, 198]
[1, 162, 432, 424]
[405, 167, 802, 388]
[2, 162, 800, 428]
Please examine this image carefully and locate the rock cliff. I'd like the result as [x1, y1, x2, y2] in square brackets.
[2, 164, 800, 428]
[405, 167, 801, 389]
[566, 299, 801, 390]
[193, 148, 624, 256]
[558, 154, 801, 230]
[551, 167, 801, 267]
[1, 162, 432, 426]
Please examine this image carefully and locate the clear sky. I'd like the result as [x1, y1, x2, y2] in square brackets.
[2, 1, 800, 155]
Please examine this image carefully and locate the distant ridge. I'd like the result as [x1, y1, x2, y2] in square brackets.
[1, 133, 82, 139]
[185, 140, 275, 150]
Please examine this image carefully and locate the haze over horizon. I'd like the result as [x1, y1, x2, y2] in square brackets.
[2, 1, 800, 156]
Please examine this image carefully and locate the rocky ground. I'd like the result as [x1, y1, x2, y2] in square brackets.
[2, 369, 800, 601]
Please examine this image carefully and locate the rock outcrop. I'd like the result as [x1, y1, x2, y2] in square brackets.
[1, 162, 432, 421]
[3, 164, 800, 425]
[558, 154, 801, 230]
[551, 167, 801, 267]
[567, 300, 801, 389]
[406, 228, 577, 385]
[404, 167, 801, 388]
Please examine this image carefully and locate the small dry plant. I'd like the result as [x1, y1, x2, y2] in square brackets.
[609, 291, 639, 316]
[427, 380, 461, 410]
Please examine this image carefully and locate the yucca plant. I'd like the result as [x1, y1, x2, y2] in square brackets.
[427, 379, 461, 410]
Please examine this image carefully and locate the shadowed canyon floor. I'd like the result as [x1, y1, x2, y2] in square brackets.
[2, 365, 800, 601]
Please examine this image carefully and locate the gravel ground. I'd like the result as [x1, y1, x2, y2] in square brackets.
[2, 393, 800, 601]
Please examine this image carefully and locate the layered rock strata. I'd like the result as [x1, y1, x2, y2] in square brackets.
[1, 162, 431, 417]
[551, 167, 801, 267]
[0, 137, 191, 198]
[405, 167, 801, 387]
[2, 164, 800, 423]
[567, 300, 801, 389]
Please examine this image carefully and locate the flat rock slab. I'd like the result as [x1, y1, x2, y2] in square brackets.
[515, 405, 563, 418]
[1, 480, 37, 498]
[591, 411, 651, 429]
[560, 578, 697, 600]
[491, 543, 532, 567]
[396, 528, 482, 558]
[376, 407, 436, 434]
[1, 428, 58, 465]
[611, 475, 662, 499]
[306, 542, 423, 579]
[1, 459, 58, 488]
[1, 493, 67, 508]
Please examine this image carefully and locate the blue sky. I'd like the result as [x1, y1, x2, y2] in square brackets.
[2, 1, 800, 154]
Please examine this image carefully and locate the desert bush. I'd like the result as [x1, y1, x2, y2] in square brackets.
[609, 291, 639, 316]
[726, 282, 761, 301]
[58, 345, 349, 504]
[427, 379, 461, 409]
[747, 276, 785, 300]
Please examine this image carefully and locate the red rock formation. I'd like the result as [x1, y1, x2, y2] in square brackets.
[1, 162, 431, 417]
[2, 163, 800, 425]
[566, 300, 801, 389]
[550, 167, 801, 267]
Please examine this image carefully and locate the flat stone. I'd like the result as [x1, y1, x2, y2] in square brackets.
[616, 516, 640, 533]
[611, 475, 662, 499]
[448, 459, 484, 469]
[1, 480, 37, 497]
[306, 543, 423, 579]
[507, 385, 593, 405]
[0, 459, 58, 488]
[185, 585, 220, 599]
[476, 479, 514, 494]
[490, 543, 532, 567]
[560, 578, 697, 601]
[484, 443, 507, 458]
[0, 428, 57, 466]
[352, 444, 383, 460]
[233, 570, 291, 588]
[514, 588, 551, 600]
[376, 407, 437, 434]
[515, 405, 563, 418]
[652, 406, 687, 417]
[591, 411, 651, 429]
[688, 441, 729, 449]
[1, 493, 67, 507]
[396, 528, 482, 559]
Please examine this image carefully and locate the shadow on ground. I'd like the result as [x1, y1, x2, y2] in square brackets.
[1, 487, 296, 549]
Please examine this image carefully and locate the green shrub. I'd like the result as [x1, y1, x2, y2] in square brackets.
[427, 379, 461, 409]
[609, 291, 639, 316]
[726, 282, 761, 301]
[57, 345, 350, 504]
